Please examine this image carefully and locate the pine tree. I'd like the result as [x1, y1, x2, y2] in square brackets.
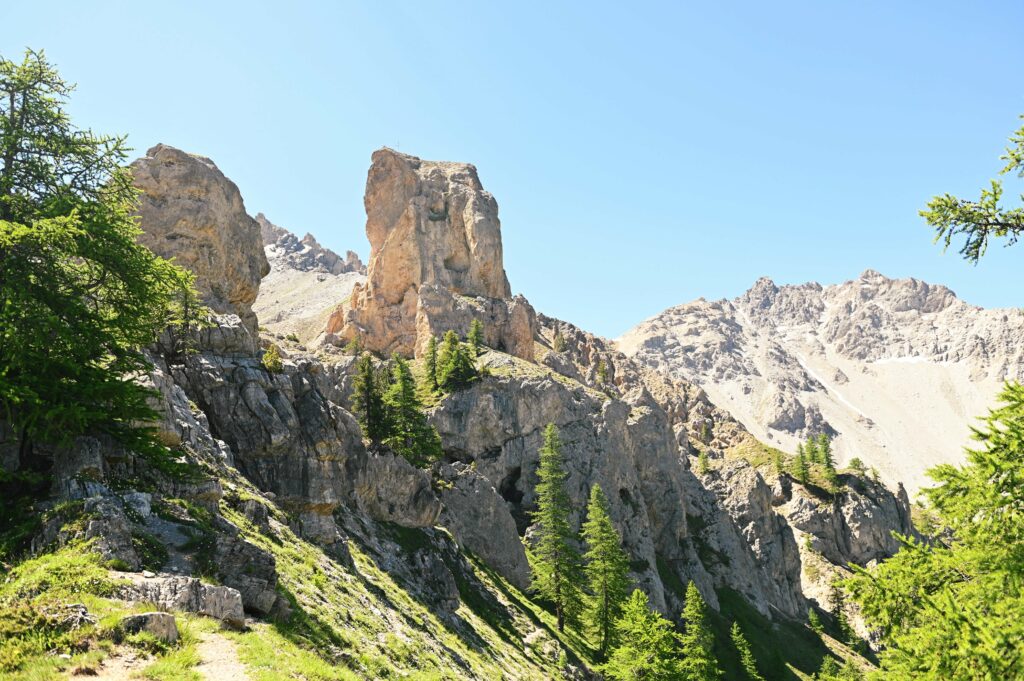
[468, 318, 484, 356]
[808, 608, 823, 634]
[424, 335, 439, 392]
[730, 622, 765, 681]
[795, 446, 810, 486]
[582, 484, 632, 658]
[818, 433, 834, 467]
[773, 450, 785, 477]
[697, 450, 710, 475]
[0, 49, 201, 463]
[383, 354, 442, 467]
[830, 580, 854, 644]
[530, 423, 583, 632]
[680, 581, 722, 680]
[604, 589, 681, 681]
[344, 334, 362, 356]
[552, 330, 567, 353]
[806, 435, 820, 464]
[438, 329, 476, 390]
[352, 353, 388, 444]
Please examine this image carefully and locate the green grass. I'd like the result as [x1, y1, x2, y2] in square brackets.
[137, 615, 219, 681]
[228, 622, 359, 681]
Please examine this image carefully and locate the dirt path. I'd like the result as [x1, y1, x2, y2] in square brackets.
[87, 649, 148, 680]
[195, 631, 249, 681]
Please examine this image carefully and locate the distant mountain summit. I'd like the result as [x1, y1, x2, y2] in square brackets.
[252, 214, 366, 342]
[618, 270, 1024, 494]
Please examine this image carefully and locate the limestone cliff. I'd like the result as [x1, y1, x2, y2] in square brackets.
[324, 148, 536, 360]
[618, 270, 1024, 493]
[130, 144, 270, 339]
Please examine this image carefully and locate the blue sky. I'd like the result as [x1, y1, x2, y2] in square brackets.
[6, 1, 1023, 338]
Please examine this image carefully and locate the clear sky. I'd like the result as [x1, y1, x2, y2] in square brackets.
[6, 1, 1023, 338]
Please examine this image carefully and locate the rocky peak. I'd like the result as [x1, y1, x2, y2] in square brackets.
[130, 144, 269, 336]
[325, 148, 536, 359]
[620, 270, 1024, 493]
[256, 213, 365, 275]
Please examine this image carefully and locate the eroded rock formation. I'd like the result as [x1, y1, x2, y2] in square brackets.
[324, 148, 536, 360]
[130, 144, 270, 338]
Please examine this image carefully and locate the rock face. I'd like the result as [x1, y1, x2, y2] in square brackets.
[122, 575, 245, 628]
[131, 144, 270, 336]
[324, 149, 536, 360]
[618, 270, 1024, 493]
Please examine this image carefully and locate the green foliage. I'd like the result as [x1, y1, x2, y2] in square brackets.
[0, 468, 49, 560]
[0, 49, 200, 464]
[382, 355, 442, 467]
[730, 621, 765, 681]
[817, 434, 833, 468]
[467, 318, 484, 356]
[679, 581, 722, 680]
[437, 330, 477, 391]
[697, 450, 711, 475]
[530, 423, 583, 632]
[808, 608, 823, 634]
[815, 657, 864, 681]
[845, 382, 1024, 679]
[922, 115, 1024, 263]
[596, 359, 609, 385]
[424, 335, 439, 392]
[351, 353, 388, 444]
[261, 344, 284, 373]
[604, 589, 681, 681]
[847, 457, 866, 475]
[552, 330, 567, 353]
[581, 484, 631, 658]
[795, 445, 810, 485]
[773, 450, 785, 477]
[131, 530, 169, 572]
[343, 334, 362, 356]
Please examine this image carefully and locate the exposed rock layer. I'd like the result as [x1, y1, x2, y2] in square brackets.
[130, 144, 270, 337]
[618, 270, 1024, 493]
[325, 149, 536, 360]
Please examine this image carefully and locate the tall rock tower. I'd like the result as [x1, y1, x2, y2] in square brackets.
[325, 148, 536, 360]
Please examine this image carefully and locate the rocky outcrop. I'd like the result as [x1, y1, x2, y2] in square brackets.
[130, 144, 270, 338]
[120, 612, 179, 644]
[121, 575, 245, 628]
[618, 270, 1024, 493]
[435, 462, 531, 590]
[324, 149, 536, 360]
[257, 213, 364, 275]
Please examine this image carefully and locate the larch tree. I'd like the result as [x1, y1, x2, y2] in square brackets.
[604, 589, 682, 681]
[923, 115, 1024, 263]
[845, 383, 1024, 678]
[582, 483, 632, 658]
[679, 581, 722, 680]
[467, 318, 484, 356]
[382, 354, 442, 467]
[438, 329, 476, 390]
[352, 353, 388, 445]
[424, 335, 439, 392]
[0, 49, 199, 465]
[730, 622, 765, 681]
[529, 423, 583, 632]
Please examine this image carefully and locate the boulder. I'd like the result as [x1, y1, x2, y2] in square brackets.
[120, 612, 179, 644]
[122, 575, 245, 628]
